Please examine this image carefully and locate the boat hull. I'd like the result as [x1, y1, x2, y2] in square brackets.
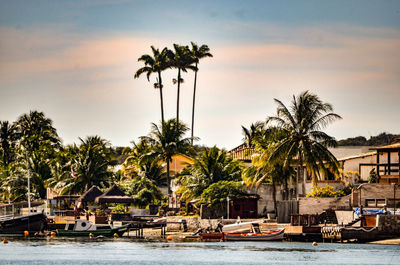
[56, 224, 130, 237]
[0, 213, 47, 234]
[224, 229, 285, 241]
[199, 232, 224, 240]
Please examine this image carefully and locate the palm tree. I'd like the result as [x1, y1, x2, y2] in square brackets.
[122, 139, 166, 187]
[267, 91, 342, 198]
[189, 42, 212, 144]
[241, 121, 265, 148]
[141, 119, 193, 197]
[135, 46, 172, 123]
[14, 111, 61, 198]
[58, 136, 113, 195]
[171, 44, 197, 125]
[0, 121, 17, 173]
[242, 127, 293, 214]
[176, 146, 243, 203]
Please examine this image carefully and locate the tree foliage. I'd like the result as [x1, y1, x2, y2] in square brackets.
[176, 146, 243, 203]
[267, 91, 342, 197]
[200, 180, 244, 206]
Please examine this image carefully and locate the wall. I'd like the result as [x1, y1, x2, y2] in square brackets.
[298, 196, 351, 214]
[341, 152, 399, 181]
[376, 215, 400, 233]
[351, 183, 400, 207]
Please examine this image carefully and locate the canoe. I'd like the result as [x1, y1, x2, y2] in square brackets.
[57, 223, 130, 237]
[199, 232, 224, 240]
[224, 228, 285, 241]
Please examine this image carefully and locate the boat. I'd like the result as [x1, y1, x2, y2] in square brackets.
[224, 228, 285, 241]
[56, 219, 130, 237]
[0, 212, 47, 234]
[222, 220, 264, 233]
[199, 232, 224, 240]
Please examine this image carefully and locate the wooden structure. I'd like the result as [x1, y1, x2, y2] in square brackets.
[230, 195, 259, 219]
[95, 184, 135, 204]
[229, 144, 255, 163]
[77, 186, 103, 204]
[371, 143, 400, 183]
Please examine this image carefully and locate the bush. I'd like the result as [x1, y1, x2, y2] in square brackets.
[306, 185, 345, 198]
[200, 181, 244, 206]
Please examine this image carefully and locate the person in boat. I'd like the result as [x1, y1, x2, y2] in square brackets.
[193, 228, 203, 236]
[214, 221, 223, 232]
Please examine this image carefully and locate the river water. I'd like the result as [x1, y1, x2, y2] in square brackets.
[0, 238, 399, 265]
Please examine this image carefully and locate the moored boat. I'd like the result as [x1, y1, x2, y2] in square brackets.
[56, 219, 130, 237]
[0, 212, 47, 234]
[224, 228, 285, 241]
[199, 232, 224, 240]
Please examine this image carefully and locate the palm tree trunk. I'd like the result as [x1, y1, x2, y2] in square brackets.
[272, 178, 277, 215]
[176, 68, 181, 125]
[158, 71, 165, 123]
[166, 158, 171, 197]
[190, 63, 198, 145]
[283, 176, 288, 200]
[298, 150, 305, 198]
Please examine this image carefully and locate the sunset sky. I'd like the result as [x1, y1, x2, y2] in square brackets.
[1, 0, 399, 149]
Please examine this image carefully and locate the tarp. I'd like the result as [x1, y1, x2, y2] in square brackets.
[354, 208, 390, 216]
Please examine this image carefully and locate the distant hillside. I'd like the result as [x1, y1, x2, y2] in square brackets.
[338, 133, 400, 146]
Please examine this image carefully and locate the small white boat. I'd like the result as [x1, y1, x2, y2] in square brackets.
[222, 220, 263, 233]
[56, 219, 129, 237]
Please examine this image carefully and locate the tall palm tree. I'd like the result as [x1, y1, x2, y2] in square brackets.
[135, 46, 172, 123]
[189, 42, 212, 144]
[141, 119, 193, 197]
[267, 91, 342, 198]
[171, 44, 197, 125]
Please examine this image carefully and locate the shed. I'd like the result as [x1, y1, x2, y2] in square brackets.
[95, 184, 135, 204]
[77, 186, 103, 203]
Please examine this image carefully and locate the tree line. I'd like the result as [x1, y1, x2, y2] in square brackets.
[0, 97, 342, 213]
[338, 133, 400, 146]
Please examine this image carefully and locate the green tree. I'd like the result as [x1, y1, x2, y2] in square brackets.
[141, 119, 192, 197]
[14, 111, 61, 198]
[241, 121, 265, 148]
[242, 127, 293, 214]
[201, 180, 244, 206]
[189, 42, 212, 145]
[58, 136, 113, 195]
[0, 121, 17, 171]
[267, 91, 341, 197]
[176, 146, 243, 203]
[122, 139, 166, 187]
[135, 46, 173, 123]
[121, 176, 163, 208]
[171, 44, 197, 125]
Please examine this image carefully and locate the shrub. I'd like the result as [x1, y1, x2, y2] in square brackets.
[306, 185, 345, 198]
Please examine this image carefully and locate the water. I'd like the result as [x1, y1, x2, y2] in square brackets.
[0, 238, 399, 265]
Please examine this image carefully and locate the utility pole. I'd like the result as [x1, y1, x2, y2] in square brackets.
[26, 152, 31, 214]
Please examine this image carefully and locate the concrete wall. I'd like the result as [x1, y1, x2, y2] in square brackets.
[298, 196, 351, 214]
[352, 183, 400, 207]
[246, 184, 296, 216]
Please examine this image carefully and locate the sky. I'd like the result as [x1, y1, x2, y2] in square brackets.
[0, 0, 399, 150]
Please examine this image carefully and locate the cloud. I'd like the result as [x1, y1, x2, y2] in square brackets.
[0, 23, 399, 147]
